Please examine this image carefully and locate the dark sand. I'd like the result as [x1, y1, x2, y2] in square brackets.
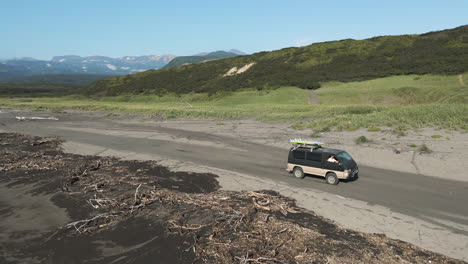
[0, 133, 465, 263]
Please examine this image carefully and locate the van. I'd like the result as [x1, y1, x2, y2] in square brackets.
[286, 146, 359, 185]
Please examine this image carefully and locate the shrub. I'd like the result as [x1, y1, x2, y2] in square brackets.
[305, 82, 321, 90]
[408, 144, 418, 148]
[431, 134, 442, 138]
[347, 125, 359, 131]
[355, 136, 371, 144]
[419, 144, 432, 153]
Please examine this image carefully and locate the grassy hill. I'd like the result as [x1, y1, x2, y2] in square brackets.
[163, 51, 239, 69]
[2, 73, 466, 130]
[317, 73, 468, 105]
[81, 25, 468, 96]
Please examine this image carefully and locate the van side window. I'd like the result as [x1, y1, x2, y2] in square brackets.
[292, 149, 306, 159]
[306, 152, 321, 162]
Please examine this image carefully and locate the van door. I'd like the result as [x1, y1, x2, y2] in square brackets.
[290, 148, 307, 166]
[304, 151, 325, 176]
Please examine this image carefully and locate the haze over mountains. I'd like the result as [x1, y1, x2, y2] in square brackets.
[0, 55, 175, 79]
[0, 49, 247, 80]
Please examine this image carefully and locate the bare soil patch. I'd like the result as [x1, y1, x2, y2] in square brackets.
[0, 133, 465, 263]
[307, 90, 319, 105]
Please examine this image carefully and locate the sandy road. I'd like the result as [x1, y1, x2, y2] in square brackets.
[1, 109, 467, 260]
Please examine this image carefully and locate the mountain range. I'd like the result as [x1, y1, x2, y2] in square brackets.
[0, 49, 248, 80]
[0, 55, 176, 79]
[193, 49, 247, 56]
[163, 50, 245, 69]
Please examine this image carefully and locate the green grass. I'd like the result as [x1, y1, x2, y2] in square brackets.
[1, 74, 467, 132]
[318, 74, 468, 105]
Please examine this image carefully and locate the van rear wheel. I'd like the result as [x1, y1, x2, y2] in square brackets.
[326, 173, 339, 185]
[293, 167, 305, 179]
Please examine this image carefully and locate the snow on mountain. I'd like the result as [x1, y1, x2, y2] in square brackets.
[2, 54, 177, 77]
[105, 64, 117, 70]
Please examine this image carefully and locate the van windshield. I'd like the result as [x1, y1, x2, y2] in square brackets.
[337, 152, 354, 168]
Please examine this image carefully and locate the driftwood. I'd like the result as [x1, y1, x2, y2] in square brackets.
[16, 116, 59, 121]
[2, 133, 462, 264]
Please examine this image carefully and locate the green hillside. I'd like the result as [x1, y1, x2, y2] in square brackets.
[163, 51, 239, 69]
[81, 25, 468, 96]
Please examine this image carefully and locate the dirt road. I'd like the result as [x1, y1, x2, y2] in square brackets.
[1, 108, 467, 260]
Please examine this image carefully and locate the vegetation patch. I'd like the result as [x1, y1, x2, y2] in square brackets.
[1, 74, 467, 132]
[408, 144, 418, 148]
[392, 126, 408, 137]
[431, 134, 442, 138]
[419, 144, 433, 153]
[355, 136, 371, 144]
[317, 74, 468, 105]
[367, 127, 381, 132]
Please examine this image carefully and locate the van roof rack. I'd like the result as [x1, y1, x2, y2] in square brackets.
[290, 139, 324, 150]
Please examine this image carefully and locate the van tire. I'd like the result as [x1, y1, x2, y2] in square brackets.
[293, 167, 305, 179]
[326, 173, 339, 185]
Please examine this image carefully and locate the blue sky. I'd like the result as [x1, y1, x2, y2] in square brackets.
[1, 0, 467, 60]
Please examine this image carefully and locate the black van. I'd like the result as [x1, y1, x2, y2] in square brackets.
[286, 146, 358, 185]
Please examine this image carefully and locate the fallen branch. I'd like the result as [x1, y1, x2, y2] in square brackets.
[130, 183, 143, 213]
[16, 116, 59, 121]
[65, 213, 111, 233]
[235, 256, 284, 264]
[88, 198, 116, 209]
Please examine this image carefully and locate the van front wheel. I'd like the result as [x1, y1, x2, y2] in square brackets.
[293, 167, 305, 179]
[326, 173, 339, 185]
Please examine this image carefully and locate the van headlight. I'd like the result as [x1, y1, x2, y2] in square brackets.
[345, 169, 351, 174]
